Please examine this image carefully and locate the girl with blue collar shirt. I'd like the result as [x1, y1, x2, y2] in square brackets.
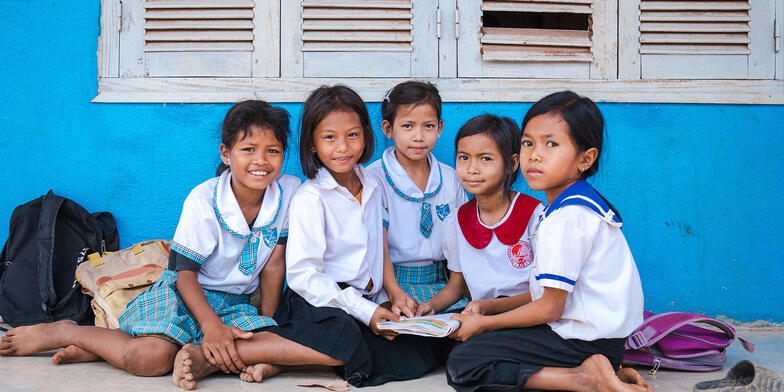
[446, 92, 651, 392]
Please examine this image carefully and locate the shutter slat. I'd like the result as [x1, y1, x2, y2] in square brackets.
[302, 42, 412, 52]
[301, 0, 412, 9]
[640, 1, 750, 11]
[303, 19, 412, 31]
[481, 45, 593, 62]
[640, 44, 751, 55]
[145, 9, 254, 19]
[640, 11, 750, 22]
[481, 27, 590, 47]
[640, 22, 750, 33]
[144, 42, 254, 52]
[303, 8, 412, 19]
[144, 0, 253, 9]
[302, 0, 413, 52]
[303, 30, 412, 42]
[145, 30, 254, 42]
[145, 20, 254, 30]
[482, 1, 592, 14]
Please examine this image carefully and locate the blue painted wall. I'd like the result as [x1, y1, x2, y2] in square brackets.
[2, 1, 782, 322]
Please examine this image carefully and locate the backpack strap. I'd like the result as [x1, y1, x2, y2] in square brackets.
[37, 190, 65, 312]
[627, 312, 755, 353]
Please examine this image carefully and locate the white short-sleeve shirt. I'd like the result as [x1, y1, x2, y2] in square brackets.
[444, 192, 544, 300]
[530, 181, 644, 341]
[367, 147, 468, 266]
[170, 170, 300, 295]
[285, 165, 386, 326]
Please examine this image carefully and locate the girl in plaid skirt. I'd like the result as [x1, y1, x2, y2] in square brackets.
[0, 101, 346, 390]
[366, 81, 469, 318]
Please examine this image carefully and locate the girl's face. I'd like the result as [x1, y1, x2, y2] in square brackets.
[455, 132, 515, 198]
[312, 110, 365, 176]
[519, 112, 596, 204]
[382, 103, 443, 164]
[220, 126, 285, 196]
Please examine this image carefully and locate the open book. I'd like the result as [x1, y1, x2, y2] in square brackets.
[376, 313, 461, 338]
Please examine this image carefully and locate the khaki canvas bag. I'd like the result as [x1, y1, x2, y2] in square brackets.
[75, 240, 170, 329]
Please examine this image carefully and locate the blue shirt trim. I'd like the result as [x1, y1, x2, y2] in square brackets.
[535, 273, 576, 286]
[543, 180, 621, 224]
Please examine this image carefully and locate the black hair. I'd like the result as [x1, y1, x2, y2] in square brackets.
[381, 80, 442, 124]
[216, 100, 290, 176]
[299, 85, 375, 179]
[521, 90, 620, 218]
[521, 90, 603, 179]
[454, 114, 521, 193]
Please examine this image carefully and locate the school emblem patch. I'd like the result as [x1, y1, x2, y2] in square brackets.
[261, 226, 278, 249]
[435, 203, 451, 221]
[507, 239, 533, 269]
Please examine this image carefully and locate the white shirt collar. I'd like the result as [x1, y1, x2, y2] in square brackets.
[215, 170, 281, 236]
[315, 165, 378, 199]
[381, 146, 441, 198]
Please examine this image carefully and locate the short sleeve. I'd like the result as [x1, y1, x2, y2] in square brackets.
[167, 249, 202, 272]
[533, 209, 593, 292]
[170, 191, 219, 265]
[442, 213, 462, 273]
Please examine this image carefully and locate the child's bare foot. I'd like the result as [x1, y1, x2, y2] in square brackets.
[52, 345, 100, 364]
[239, 363, 283, 383]
[617, 367, 654, 391]
[578, 355, 652, 392]
[172, 344, 218, 390]
[0, 320, 76, 356]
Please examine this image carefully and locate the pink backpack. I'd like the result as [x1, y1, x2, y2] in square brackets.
[623, 311, 755, 373]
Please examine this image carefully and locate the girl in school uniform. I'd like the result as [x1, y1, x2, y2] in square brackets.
[0, 101, 347, 390]
[417, 114, 545, 318]
[445, 91, 651, 392]
[366, 81, 468, 317]
[270, 85, 441, 387]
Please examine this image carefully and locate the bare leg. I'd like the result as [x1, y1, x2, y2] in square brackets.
[173, 331, 343, 390]
[240, 364, 333, 383]
[523, 355, 653, 392]
[52, 345, 100, 364]
[0, 320, 178, 376]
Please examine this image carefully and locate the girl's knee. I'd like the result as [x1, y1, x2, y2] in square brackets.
[123, 338, 177, 376]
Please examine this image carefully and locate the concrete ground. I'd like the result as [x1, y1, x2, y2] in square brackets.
[0, 326, 781, 392]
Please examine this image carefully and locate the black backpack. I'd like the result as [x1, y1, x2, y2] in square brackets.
[0, 190, 119, 327]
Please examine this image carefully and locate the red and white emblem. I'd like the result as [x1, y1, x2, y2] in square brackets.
[507, 239, 533, 269]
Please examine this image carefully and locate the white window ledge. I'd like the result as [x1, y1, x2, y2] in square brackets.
[93, 78, 784, 105]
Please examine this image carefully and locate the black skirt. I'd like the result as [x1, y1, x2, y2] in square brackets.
[266, 288, 442, 387]
[446, 324, 625, 392]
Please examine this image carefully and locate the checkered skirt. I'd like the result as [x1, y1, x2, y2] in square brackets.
[118, 270, 276, 345]
[393, 261, 468, 313]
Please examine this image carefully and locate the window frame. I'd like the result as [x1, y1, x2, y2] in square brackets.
[95, 0, 784, 104]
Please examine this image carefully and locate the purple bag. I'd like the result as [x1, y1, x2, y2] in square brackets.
[623, 311, 755, 373]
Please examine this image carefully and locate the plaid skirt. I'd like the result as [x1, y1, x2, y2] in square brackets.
[393, 261, 468, 312]
[118, 270, 276, 345]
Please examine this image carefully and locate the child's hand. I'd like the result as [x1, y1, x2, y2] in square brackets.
[462, 299, 492, 315]
[389, 290, 418, 318]
[201, 321, 253, 373]
[369, 306, 402, 341]
[415, 301, 436, 317]
[448, 313, 488, 342]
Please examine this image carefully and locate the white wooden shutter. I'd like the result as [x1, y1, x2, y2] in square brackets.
[281, 0, 439, 78]
[457, 0, 616, 78]
[620, 0, 776, 79]
[119, 0, 280, 78]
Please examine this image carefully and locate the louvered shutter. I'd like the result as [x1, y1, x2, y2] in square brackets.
[281, 0, 438, 77]
[457, 0, 616, 78]
[119, 0, 280, 78]
[621, 0, 776, 79]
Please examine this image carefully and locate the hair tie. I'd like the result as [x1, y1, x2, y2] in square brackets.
[383, 88, 393, 103]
